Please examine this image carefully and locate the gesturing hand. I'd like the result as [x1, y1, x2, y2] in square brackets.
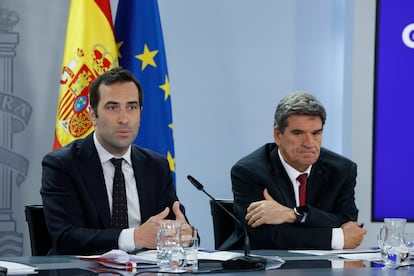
[172, 201, 193, 242]
[133, 207, 169, 248]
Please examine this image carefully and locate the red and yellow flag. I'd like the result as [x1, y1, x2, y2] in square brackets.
[53, 0, 118, 149]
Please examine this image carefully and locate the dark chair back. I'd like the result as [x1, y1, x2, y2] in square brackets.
[209, 199, 235, 250]
[24, 204, 53, 256]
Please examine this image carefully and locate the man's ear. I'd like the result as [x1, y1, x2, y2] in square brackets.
[273, 127, 281, 146]
[88, 105, 97, 125]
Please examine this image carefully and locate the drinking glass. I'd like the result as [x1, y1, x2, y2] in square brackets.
[183, 228, 199, 271]
[156, 220, 185, 272]
[402, 232, 414, 258]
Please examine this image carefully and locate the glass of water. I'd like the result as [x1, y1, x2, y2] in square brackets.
[402, 233, 414, 258]
[156, 220, 185, 272]
[183, 228, 199, 271]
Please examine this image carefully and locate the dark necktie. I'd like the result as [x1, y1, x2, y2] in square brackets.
[110, 158, 129, 228]
[297, 173, 308, 206]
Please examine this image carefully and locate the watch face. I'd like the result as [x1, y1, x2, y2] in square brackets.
[295, 213, 304, 223]
[295, 205, 308, 223]
[294, 207, 303, 222]
[297, 205, 309, 214]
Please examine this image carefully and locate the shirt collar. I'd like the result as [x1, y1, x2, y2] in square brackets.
[93, 132, 132, 166]
[277, 148, 312, 184]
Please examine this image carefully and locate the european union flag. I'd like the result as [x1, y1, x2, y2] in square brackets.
[115, 0, 175, 183]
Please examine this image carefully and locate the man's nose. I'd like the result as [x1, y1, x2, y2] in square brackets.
[118, 108, 129, 124]
[302, 133, 315, 147]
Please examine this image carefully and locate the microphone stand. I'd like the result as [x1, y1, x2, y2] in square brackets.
[187, 175, 267, 270]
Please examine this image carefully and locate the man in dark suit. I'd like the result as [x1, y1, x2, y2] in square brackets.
[41, 67, 192, 255]
[229, 92, 366, 250]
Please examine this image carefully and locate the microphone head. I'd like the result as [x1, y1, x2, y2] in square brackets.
[187, 175, 204, 190]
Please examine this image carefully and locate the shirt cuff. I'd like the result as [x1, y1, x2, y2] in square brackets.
[118, 228, 136, 252]
[331, 228, 344, 250]
[330, 259, 344, 268]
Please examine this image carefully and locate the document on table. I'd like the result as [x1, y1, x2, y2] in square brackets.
[79, 249, 285, 271]
[136, 249, 244, 262]
[337, 252, 382, 261]
[136, 250, 285, 270]
[77, 249, 157, 270]
[0, 260, 37, 275]
[289, 247, 380, 256]
[79, 249, 156, 264]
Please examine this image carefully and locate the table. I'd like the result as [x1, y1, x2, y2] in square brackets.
[1, 250, 413, 275]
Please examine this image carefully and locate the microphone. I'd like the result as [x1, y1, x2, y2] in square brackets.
[187, 175, 266, 270]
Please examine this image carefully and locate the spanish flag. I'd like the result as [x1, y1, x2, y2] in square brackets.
[53, 0, 118, 149]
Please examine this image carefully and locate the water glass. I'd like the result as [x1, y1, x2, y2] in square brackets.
[156, 220, 185, 272]
[402, 232, 414, 258]
[183, 228, 199, 271]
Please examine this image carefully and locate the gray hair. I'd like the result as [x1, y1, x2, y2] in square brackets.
[274, 92, 326, 133]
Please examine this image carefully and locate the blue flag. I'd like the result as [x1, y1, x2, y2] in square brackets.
[115, 0, 175, 183]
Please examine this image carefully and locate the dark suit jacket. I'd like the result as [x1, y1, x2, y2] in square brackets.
[41, 133, 182, 255]
[224, 143, 358, 250]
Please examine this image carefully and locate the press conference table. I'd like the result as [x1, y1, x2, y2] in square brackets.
[1, 250, 412, 275]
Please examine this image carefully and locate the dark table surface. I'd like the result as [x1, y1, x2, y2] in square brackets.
[1, 249, 412, 275]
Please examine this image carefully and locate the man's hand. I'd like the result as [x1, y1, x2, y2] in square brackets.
[342, 221, 367, 249]
[172, 201, 193, 243]
[245, 188, 296, 227]
[133, 207, 169, 248]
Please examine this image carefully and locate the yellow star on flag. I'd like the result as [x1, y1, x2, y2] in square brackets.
[169, 123, 174, 139]
[159, 75, 171, 100]
[167, 151, 175, 172]
[135, 44, 158, 71]
[116, 41, 124, 58]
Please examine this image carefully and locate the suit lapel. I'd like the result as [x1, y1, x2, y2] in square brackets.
[78, 134, 111, 227]
[307, 159, 328, 205]
[267, 146, 297, 207]
[130, 147, 153, 222]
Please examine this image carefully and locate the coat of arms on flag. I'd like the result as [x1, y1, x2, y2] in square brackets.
[54, 0, 118, 149]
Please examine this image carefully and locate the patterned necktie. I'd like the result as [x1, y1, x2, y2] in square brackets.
[110, 158, 129, 228]
[297, 173, 308, 206]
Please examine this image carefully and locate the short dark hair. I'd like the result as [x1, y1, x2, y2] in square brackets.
[274, 92, 326, 133]
[89, 67, 143, 116]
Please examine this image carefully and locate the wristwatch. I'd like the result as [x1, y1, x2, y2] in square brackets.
[293, 205, 308, 223]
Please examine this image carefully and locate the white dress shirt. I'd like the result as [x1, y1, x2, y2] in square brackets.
[94, 133, 141, 251]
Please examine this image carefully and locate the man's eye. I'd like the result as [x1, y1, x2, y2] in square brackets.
[107, 105, 118, 111]
[128, 105, 138, 110]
